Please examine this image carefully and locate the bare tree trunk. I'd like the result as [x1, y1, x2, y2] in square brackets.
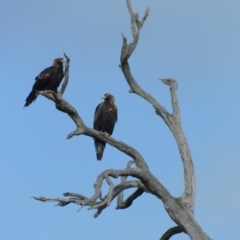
[32, 1, 211, 239]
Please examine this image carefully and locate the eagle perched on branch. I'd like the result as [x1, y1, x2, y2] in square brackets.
[94, 94, 118, 160]
[24, 57, 66, 107]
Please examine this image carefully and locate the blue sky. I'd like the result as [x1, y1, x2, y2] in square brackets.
[1, 0, 240, 239]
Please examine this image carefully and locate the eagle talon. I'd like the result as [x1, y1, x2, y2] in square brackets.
[104, 132, 110, 137]
[99, 131, 110, 137]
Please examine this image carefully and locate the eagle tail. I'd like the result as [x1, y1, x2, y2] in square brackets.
[95, 140, 106, 161]
[24, 90, 38, 107]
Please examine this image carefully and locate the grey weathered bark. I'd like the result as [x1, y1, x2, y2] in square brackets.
[33, 1, 211, 239]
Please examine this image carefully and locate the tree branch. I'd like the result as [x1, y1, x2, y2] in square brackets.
[120, 0, 195, 211]
[116, 160, 145, 209]
[160, 78, 195, 210]
[60, 52, 70, 95]
[161, 78, 180, 119]
[116, 188, 144, 209]
[33, 162, 147, 217]
[120, 0, 150, 64]
[160, 226, 185, 240]
[120, 2, 169, 123]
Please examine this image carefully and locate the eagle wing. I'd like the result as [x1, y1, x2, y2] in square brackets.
[94, 103, 103, 130]
[24, 66, 58, 107]
[33, 66, 57, 91]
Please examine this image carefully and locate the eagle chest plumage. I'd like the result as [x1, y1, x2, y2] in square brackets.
[45, 66, 64, 91]
[100, 104, 117, 134]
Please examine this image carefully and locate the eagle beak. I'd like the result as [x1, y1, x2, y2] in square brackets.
[61, 58, 67, 63]
[101, 95, 106, 99]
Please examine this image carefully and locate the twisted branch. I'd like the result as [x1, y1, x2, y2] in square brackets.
[117, 160, 145, 209]
[33, 161, 147, 217]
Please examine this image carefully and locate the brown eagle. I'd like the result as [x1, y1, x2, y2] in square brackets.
[24, 58, 66, 107]
[94, 93, 118, 160]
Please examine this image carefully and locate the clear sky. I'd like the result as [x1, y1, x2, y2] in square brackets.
[1, 0, 240, 239]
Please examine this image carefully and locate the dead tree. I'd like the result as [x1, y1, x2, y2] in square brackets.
[33, 1, 211, 239]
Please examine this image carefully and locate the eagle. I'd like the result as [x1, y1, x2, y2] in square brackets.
[94, 93, 118, 160]
[24, 57, 66, 107]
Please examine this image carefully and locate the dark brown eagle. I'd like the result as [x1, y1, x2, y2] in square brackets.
[94, 93, 118, 160]
[24, 57, 66, 107]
